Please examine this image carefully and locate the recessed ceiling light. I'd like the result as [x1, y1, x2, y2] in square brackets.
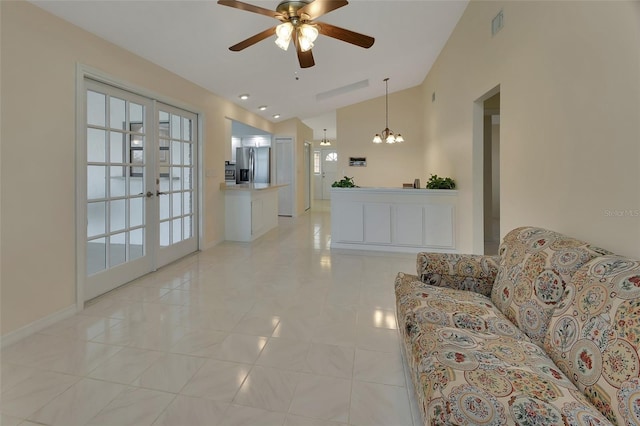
[272, 114, 281, 119]
[239, 94, 250, 100]
[258, 105, 267, 111]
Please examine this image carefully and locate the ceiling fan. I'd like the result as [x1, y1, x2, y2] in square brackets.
[218, 0, 375, 68]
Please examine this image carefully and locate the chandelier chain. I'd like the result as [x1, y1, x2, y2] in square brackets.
[385, 77, 389, 130]
[372, 77, 404, 144]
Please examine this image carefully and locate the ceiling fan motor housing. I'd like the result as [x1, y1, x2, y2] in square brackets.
[276, 0, 311, 21]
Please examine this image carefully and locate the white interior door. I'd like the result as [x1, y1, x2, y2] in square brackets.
[82, 80, 199, 301]
[83, 81, 155, 300]
[321, 149, 338, 200]
[313, 150, 322, 200]
[275, 137, 294, 216]
[304, 142, 311, 210]
[156, 103, 198, 268]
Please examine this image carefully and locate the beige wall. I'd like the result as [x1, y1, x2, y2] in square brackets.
[420, 0, 640, 257]
[336, 86, 425, 188]
[0, 1, 274, 336]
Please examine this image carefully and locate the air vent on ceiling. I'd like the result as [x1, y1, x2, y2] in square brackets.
[492, 10, 504, 36]
[316, 80, 369, 101]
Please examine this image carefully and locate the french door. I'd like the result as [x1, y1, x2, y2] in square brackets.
[155, 103, 198, 268]
[82, 79, 198, 301]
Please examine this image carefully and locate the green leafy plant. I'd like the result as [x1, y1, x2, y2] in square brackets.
[425, 174, 456, 189]
[332, 176, 359, 188]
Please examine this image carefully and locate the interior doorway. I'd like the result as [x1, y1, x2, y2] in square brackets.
[483, 93, 501, 254]
[81, 78, 199, 301]
[472, 85, 501, 254]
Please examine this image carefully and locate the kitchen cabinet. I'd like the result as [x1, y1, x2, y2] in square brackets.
[222, 183, 285, 242]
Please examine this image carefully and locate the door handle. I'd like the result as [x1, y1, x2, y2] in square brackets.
[144, 191, 154, 198]
[156, 191, 168, 196]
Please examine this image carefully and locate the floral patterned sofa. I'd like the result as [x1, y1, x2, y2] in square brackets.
[395, 226, 640, 425]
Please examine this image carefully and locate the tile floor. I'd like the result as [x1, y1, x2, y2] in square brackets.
[1, 202, 422, 426]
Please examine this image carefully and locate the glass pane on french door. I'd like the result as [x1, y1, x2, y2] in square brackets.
[84, 81, 155, 300]
[156, 104, 198, 268]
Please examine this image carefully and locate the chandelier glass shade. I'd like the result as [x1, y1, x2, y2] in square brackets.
[373, 78, 404, 144]
[320, 128, 331, 146]
[275, 22, 318, 52]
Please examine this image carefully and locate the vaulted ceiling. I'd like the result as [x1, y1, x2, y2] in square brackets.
[30, 0, 468, 139]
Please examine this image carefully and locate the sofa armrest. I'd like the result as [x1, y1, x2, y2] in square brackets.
[416, 253, 500, 297]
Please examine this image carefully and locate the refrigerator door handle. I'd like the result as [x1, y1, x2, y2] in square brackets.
[249, 148, 255, 183]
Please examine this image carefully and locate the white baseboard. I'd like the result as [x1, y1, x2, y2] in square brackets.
[0, 305, 77, 348]
[200, 237, 223, 251]
[330, 242, 458, 255]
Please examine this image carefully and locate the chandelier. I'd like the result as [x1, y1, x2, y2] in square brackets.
[372, 78, 404, 144]
[320, 128, 331, 146]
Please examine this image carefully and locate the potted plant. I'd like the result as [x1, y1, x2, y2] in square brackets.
[425, 174, 456, 189]
[331, 176, 359, 188]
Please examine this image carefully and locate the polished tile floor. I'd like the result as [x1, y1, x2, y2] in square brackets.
[1, 202, 421, 426]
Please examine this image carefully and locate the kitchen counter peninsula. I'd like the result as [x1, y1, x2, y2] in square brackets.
[221, 182, 287, 242]
[330, 187, 458, 253]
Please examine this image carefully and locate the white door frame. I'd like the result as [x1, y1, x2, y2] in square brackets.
[75, 65, 204, 307]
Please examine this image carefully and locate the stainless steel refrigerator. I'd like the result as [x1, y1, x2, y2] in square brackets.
[236, 147, 271, 184]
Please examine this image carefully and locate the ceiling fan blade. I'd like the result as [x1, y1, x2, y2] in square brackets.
[293, 32, 315, 68]
[297, 48, 315, 68]
[217, 0, 282, 19]
[229, 26, 277, 51]
[298, 0, 348, 21]
[317, 22, 374, 48]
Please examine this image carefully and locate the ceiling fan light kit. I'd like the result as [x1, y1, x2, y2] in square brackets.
[275, 23, 294, 50]
[298, 24, 319, 52]
[373, 78, 404, 145]
[276, 22, 318, 52]
[218, 0, 375, 68]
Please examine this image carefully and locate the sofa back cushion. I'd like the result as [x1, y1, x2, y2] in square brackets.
[491, 227, 608, 347]
[416, 253, 500, 297]
[544, 255, 640, 425]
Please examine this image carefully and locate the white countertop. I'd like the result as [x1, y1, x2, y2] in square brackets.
[330, 187, 457, 195]
[220, 182, 288, 191]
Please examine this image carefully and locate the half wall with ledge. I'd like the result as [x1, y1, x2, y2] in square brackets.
[330, 187, 457, 254]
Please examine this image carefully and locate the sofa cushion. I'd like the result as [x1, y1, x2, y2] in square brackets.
[417, 253, 500, 297]
[396, 272, 613, 425]
[491, 227, 609, 347]
[396, 273, 528, 343]
[544, 255, 640, 425]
